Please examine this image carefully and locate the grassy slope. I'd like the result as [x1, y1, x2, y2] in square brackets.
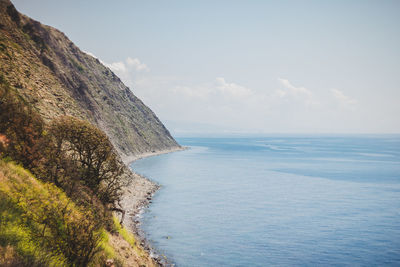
[0, 160, 156, 267]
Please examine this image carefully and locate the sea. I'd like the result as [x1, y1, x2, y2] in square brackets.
[130, 135, 400, 266]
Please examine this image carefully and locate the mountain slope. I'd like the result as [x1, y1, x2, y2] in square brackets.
[0, 0, 179, 158]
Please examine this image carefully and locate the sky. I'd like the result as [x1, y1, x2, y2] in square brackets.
[12, 0, 400, 135]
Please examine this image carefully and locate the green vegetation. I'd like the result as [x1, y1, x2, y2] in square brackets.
[112, 215, 148, 260]
[0, 74, 136, 266]
[98, 230, 116, 260]
[113, 216, 137, 249]
[0, 160, 101, 266]
[0, 160, 150, 267]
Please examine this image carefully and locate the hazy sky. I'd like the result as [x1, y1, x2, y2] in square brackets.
[13, 0, 400, 135]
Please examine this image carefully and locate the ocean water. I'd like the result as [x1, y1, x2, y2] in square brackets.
[130, 136, 400, 266]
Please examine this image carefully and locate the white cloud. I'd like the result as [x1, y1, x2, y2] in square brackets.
[126, 57, 150, 72]
[98, 57, 151, 91]
[277, 78, 313, 97]
[216, 77, 253, 97]
[83, 59, 365, 133]
[131, 76, 331, 133]
[331, 88, 357, 106]
[107, 61, 127, 73]
[277, 78, 318, 106]
[105, 57, 149, 74]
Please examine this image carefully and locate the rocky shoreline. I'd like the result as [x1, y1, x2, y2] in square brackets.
[119, 146, 187, 266]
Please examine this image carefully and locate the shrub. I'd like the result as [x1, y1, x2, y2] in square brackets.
[48, 116, 126, 207]
[0, 79, 45, 171]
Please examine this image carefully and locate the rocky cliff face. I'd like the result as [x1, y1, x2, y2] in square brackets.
[0, 0, 179, 158]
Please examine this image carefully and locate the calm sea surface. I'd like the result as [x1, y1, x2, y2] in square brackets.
[130, 136, 400, 266]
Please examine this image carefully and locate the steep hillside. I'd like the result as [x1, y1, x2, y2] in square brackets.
[0, 0, 179, 158]
[0, 160, 157, 267]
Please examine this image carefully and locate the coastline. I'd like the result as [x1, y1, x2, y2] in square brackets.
[121, 146, 187, 166]
[119, 146, 187, 266]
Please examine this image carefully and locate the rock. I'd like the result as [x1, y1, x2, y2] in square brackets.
[105, 259, 114, 267]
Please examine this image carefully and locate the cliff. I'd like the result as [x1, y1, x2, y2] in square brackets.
[0, 0, 179, 158]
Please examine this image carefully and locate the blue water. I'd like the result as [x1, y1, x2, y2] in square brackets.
[130, 136, 400, 266]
